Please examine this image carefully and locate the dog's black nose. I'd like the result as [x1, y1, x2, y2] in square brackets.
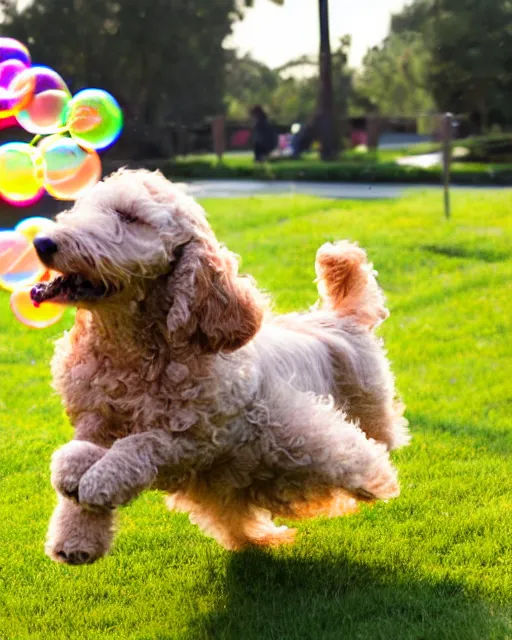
[33, 236, 58, 262]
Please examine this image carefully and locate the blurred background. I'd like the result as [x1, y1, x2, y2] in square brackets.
[1, 0, 512, 189]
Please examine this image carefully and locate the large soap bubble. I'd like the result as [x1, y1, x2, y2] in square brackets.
[0, 39, 124, 213]
[0, 230, 28, 275]
[15, 216, 56, 242]
[0, 37, 31, 66]
[0, 223, 65, 328]
[0, 38, 125, 329]
[15, 66, 71, 134]
[0, 230, 46, 291]
[0, 142, 44, 203]
[0, 58, 33, 118]
[67, 88, 123, 150]
[0, 115, 16, 130]
[10, 287, 65, 329]
[1, 189, 45, 208]
[39, 134, 101, 200]
[0, 219, 56, 292]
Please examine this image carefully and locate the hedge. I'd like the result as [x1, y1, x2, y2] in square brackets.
[162, 159, 512, 186]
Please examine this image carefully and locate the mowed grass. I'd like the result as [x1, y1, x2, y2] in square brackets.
[0, 191, 511, 640]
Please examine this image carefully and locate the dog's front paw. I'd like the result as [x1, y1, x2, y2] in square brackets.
[78, 461, 132, 511]
[51, 441, 108, 502]
[46, 497, 115, 565]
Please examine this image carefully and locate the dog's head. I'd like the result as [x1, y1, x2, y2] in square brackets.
[31, 169, 264, 353]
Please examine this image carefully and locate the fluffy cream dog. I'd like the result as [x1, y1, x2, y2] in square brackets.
[31, 170, 409, 565]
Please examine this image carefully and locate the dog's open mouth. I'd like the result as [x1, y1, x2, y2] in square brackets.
[30, 273, 115, 306]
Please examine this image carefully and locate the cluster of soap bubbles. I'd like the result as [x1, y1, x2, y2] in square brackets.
[0, 37, 123, 206]
[0, 216, 65, 328]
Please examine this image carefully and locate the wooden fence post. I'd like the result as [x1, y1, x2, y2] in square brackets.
[367, 115, 381, 151]
[212, 116, 225, 161]
[441, 112, 453, 219]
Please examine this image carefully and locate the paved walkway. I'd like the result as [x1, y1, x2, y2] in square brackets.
[1, 180, 509, 228]
[396, 147, 469, 169]
[184, 180, 419, 200]
[181, 180, 506, 200]
[396, 153, 442, 169]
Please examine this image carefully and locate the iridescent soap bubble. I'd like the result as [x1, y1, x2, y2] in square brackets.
[0, 37, 31, 66]
[39, 134, 101, 200]
[15, 66, 71, 134]
[10, 287, 65, 329]
[0, 115, 16, 131]
[0, 58, 32, 118]
[0, 230, 46, 291]
[1, 188, 45, 208]
[0, 59, 26, 90]
[15, 216, 56, 242]
[67, 89, 123, 150]
[0, 242, 46, 290]
[0, 142, 44, 203]
[0, 230, 27, 278]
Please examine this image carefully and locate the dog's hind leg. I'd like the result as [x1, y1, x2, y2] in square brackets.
[315, 241, 410, 450]
[345, 396, 410, 452]
[315, 241, 388, 329]
[268, 388, 400, 504]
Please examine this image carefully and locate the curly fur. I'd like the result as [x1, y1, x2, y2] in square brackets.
[40, 169, 409, 564]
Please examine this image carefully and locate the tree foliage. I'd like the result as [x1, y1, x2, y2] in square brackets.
[391, 0, 436, 36]
[224, 53, 318, 122]
[389, 0, 512, 129]
[429, 0, 512, 129]
[355, 32, 434, 116]
[0, 0, 239, 127]
[225, 37, 352, 124]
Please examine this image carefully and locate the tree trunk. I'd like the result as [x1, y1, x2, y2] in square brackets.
[318, 0, 338, 160]
[478, 99, 489, 135]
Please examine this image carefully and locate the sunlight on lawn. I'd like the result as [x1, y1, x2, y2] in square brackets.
[0, 191, 510, 640]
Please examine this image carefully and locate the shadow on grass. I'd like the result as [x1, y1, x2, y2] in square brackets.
[421, 244, 509, 263]
[187, 549, 509, 640]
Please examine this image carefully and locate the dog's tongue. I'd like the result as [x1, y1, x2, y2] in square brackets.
[31, 282, 51, 305]
[31, 274, 110, 305]
[30, 275, 72, 305]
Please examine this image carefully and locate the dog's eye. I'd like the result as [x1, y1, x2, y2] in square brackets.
[115, 210, 138, 224]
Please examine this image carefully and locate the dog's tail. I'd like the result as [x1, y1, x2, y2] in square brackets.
[315, 241, 388, 329]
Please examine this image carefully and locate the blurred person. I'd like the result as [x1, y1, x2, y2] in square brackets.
[291, 112, 321, 159]
[250, 105, 278, 162]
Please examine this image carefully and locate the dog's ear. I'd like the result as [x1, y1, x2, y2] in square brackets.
[166, 240, 264, 353]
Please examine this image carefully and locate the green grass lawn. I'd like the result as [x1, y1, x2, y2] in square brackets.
[1, 191, 511, 640]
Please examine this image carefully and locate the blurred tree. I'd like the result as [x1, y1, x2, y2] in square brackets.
[391, 0, 436, 36]
[0, 0, 239, 127]
[224, 52, 280, 119]
[269, 75, 317, 123]
[241, 0, 338, 159]
[225, 37, 352, 125]
[317, 0, 337, 159]
[277, 36, 353, 126]
[225, 53, 316, 122]
[390, 0, 512, 131]
[428, 0, 512, 132]
[241, 0, 284, 5]
[355, 32, 435, 116]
